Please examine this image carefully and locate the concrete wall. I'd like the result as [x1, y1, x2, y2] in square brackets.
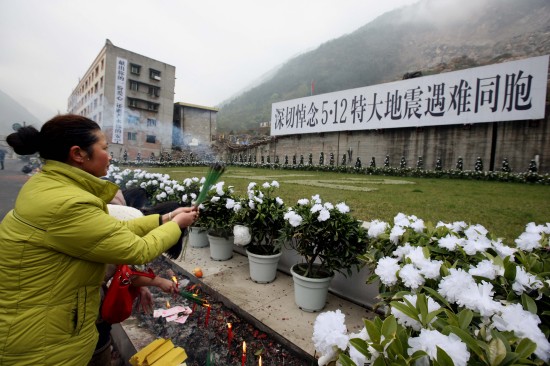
[234, 113, 550, 173]
[173, 104, 217, 149]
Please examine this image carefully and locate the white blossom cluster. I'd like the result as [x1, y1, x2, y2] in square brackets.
[313, 215, 550, 365]
[245, 181, 283, 210]
[283, 194, 350, 228]
[104, 165, 205, 205]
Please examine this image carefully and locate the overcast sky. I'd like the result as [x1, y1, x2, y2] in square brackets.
[0, 0, 419, 121]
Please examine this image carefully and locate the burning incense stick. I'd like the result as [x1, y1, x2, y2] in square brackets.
[179, 289, 207, 306]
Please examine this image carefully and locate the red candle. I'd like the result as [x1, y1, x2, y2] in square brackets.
[241, 341, 246, 366]
[204, 304, 211, 327]
[227, 323, 233, 349]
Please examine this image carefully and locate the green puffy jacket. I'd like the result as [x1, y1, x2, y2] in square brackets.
[0, 160, 182, 365]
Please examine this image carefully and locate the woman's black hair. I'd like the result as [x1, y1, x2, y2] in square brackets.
[122, 187, 149, 210]
[7, 114, 100, 162]
[141, 201, 187, 259]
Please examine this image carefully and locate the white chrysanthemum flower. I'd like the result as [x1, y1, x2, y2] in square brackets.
[512, 267, 543, 295]
[462, 236, 493, 255]
[226, 198, 235, 209]
[215, 182, 225, 196]
[460, 281, 503, 317]
[210, 196, 220, 203]
[392, 294, 441, 331]
[375, 257, 401, 286]
[390, 226, 406, 244]
[408, 329, 470, 366]
[335, 202, 349, 214]
[393, 243, 414, 260]
[469, 260, 503, 280]
[199, 177, 206, 183]
[310, 203, 322, 213]
[525, 222, 545, 234]
[248, 200, 255, 210]
[399, 264, 425, 290]
[323, 202, 334, 210]
[405, 246, 427, 265]
[348, 327, 370, 366]
[464, 224, 489, 240]
[318, 208, 330, 222]
[284, 211, 303, 227]
[492, 303, 550, 362]
[190, 193, 197, 199]
[515, 231, 542, 252]
[491, 239, 516, 259]
[271, 180, 279, 188]
[438, 268, 476, 303]
[367, 220, 389, 238]
[275, 197, 283, 206]
[181, 194, 188, 203]
[262, 182, 270, 188]
[311, 194, 321, 204]
[393, 213, 409, 227]
[297, 198, 309, 206]
[312, 310, 349, 366]
[417, 259, 442, 280]
[409, 219, 425, 233]
[233, 225, 251, 246]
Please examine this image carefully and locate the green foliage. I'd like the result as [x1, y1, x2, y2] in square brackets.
[281, 196, 367, 278]
[197, 181, 239, 238]
[235, 181, 286, 255]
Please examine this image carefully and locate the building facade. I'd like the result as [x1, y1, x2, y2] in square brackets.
[67, 39, 176, 160]
[172, 102, 217, 154]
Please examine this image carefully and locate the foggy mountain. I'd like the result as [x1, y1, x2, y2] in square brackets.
[0, 89, 42, 140]
[217, 0, 550, 133]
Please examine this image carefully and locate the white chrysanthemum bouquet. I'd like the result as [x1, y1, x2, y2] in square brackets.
[281, 194, 366, 278]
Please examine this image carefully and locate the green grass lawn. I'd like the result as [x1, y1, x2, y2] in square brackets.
[144, 166, 550, 243]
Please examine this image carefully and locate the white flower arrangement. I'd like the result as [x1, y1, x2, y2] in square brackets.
[312, 214, 550, 365]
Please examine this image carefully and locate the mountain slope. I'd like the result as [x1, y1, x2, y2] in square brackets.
[0, 89, 42, 139]
[217, 0, 550, 133]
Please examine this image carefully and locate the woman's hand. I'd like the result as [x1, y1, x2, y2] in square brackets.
[162, 206, 199, 228]
[152, 276, 178, 294]
[136, 287, 154, 314]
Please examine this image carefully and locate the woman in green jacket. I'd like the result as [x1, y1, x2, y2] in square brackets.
[0, 114, 198, 365]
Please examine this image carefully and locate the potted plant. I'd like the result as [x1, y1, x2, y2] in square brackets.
[281, 194, 366, 311]
[182, 176, 210, 248]
[198, 181, 241, 260]
[234, 181, 287, 283]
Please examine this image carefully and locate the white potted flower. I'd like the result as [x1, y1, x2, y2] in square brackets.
[233, 181, 286, 283]
[198, 181, 241, 260]
[281, 195, 366, 311]
[312, 214, 550, 365]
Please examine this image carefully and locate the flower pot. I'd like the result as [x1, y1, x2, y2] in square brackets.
[246, 249, 282, 284]
[207, 234, 234, 261]
[189, 226, 209, 248]
[290, 264, 334, 312]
